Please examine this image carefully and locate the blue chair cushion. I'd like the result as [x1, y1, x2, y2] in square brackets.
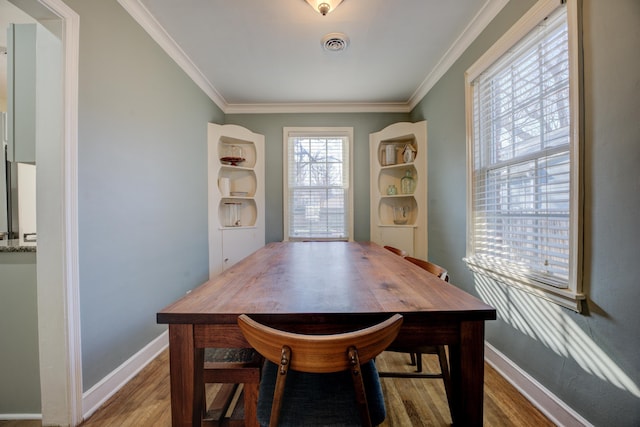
[257, 359, 386, 427]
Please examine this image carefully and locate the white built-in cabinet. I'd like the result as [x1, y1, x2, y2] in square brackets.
[208, 123, 265, 278]
[370, 121, 427, 258]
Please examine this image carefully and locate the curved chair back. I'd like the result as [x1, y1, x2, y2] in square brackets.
[404, 256, 449, 282]
[238, 314, 403, 427]
[383, 245, 408, 257]
[238, 313, 403, 373]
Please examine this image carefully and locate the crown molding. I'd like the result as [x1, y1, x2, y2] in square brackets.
[119, 0, 508, 114]
[224, 102, 411, 115]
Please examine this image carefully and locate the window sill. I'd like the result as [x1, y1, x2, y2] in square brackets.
[464, 257, 585, 313]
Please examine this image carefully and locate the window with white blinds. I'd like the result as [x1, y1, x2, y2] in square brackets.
[464, 0, 583, 309]
[283, 128, 353, 241]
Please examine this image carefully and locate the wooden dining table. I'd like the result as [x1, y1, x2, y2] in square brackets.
[157, 241, 496, 427]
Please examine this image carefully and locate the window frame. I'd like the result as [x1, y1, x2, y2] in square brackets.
[283, 127, 354, 242]
[464, 0, 584, 311]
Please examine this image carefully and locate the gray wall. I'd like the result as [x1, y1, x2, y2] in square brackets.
[0, 252, 40, 414]
[65, 0, 224, 390]
[410, 1, 640, 425]
[225, 113, 409, 243]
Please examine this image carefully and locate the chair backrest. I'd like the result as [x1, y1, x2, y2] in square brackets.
[238, 313, 403, 373]
[404, 256, 449, 282]
[384, 245, 408, 257]
[237, 314, 403, 427]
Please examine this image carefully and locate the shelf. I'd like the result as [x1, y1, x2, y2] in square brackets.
[218, 199, 257, 228]
[217, 169, 257, 197]
[218, 136, 257, 169]
[370, 121, 427, 258]
[378, 166, 418, 197]
[377, 138, 418, 167]
[378, 197, 418, 226]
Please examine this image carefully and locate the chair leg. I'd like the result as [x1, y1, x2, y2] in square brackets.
[409, 352, 417, 366]
[269, 347, 291, 427]
[415, 352, 423, 373]
[348, 347, 373, 427]
[437, 345, 454, 420]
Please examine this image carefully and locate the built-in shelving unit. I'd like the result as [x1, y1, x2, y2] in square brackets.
[208, 123, 265, 277]
[370, 121, 427, 258]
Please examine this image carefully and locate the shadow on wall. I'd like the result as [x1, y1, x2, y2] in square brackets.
[474, 274, 640, 399]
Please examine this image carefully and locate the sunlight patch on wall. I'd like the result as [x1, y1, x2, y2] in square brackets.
[474, 274, 640, 398]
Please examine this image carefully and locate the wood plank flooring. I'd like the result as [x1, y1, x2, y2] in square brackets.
[2, 349, 554, 427]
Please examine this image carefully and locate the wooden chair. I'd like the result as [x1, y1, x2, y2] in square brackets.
[378, 256, 453, 419]
[383, 245, 408, 257]
[404, 256, 449, 282]
[202, 348, 263, 427]
[237, 313, 404, 427]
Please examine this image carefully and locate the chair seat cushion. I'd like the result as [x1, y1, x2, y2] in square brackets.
[257, 359, 386, 427]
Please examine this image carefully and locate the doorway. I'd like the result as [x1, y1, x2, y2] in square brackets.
[0, 0, 80, 425]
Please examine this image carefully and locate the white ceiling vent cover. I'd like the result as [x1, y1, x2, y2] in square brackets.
[322, 33, 349, 52]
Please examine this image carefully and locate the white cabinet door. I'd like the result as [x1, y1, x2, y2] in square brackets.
[221, 228, 263, 271]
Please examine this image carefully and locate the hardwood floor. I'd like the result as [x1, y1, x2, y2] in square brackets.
[3, 349, 554, 427]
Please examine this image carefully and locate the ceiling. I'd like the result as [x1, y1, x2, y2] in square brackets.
[122, 0, 509, 113]
[2, 0, 510, 114]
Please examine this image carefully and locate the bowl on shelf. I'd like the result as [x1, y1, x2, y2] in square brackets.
[220, 156, 246, 166]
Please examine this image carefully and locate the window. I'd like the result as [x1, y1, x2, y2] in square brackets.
[283, 128, 353, 241]
[464, 0, 583, 311]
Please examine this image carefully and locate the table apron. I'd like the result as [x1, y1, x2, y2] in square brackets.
[193, 321, 462, 348]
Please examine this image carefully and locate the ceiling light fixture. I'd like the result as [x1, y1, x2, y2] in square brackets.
[305, 0, 343, 16]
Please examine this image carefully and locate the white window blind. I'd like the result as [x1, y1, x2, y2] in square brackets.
[468, 4, 574, 289]
[285, 130, 351, 240]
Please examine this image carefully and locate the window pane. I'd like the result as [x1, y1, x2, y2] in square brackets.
[286, 132, 350, 240]
[470, 5, 572, 287]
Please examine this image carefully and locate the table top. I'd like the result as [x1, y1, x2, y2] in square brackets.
[157, 241, 496, 325]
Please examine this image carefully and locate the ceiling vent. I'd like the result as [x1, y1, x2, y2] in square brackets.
[321, 33, 349, 52]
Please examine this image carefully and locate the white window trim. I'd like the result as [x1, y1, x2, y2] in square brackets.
[464, 0, 584, 312]
[283, 127, 354, 242]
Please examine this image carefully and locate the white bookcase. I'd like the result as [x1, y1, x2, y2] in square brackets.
[369, 121, 427, 258]
[208, 123, 265, 277]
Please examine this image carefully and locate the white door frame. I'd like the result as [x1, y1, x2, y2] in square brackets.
[28, 0, 81, 425]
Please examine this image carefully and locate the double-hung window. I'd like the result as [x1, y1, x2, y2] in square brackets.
[464, 0, 584, 311]
[283, 127, 353, 241]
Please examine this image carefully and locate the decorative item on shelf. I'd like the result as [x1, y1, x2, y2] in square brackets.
[384, 144, 396, 166]
[393, 205, 410, 225]
[387, 184, 398, 195]
[401, 170, 414, 194]
[402, 144, 416, 163]
[219, 177, 230, 197]
[224, 202, 242, 227]
[220, 145, 245, 166]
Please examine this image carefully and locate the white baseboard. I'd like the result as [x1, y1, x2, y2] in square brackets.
[485, 342, 592, 427]
[0, 414, 42, 420]
[82, 330, 168, 420]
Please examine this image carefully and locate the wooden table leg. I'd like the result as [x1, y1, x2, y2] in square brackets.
[448, 321, 485, 427]
[168, 324, 204, 427]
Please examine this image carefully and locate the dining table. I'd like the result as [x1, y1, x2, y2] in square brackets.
[157, 241, 496, 427]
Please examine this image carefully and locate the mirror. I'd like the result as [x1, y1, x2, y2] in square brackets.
[1, 0, 59, 242]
